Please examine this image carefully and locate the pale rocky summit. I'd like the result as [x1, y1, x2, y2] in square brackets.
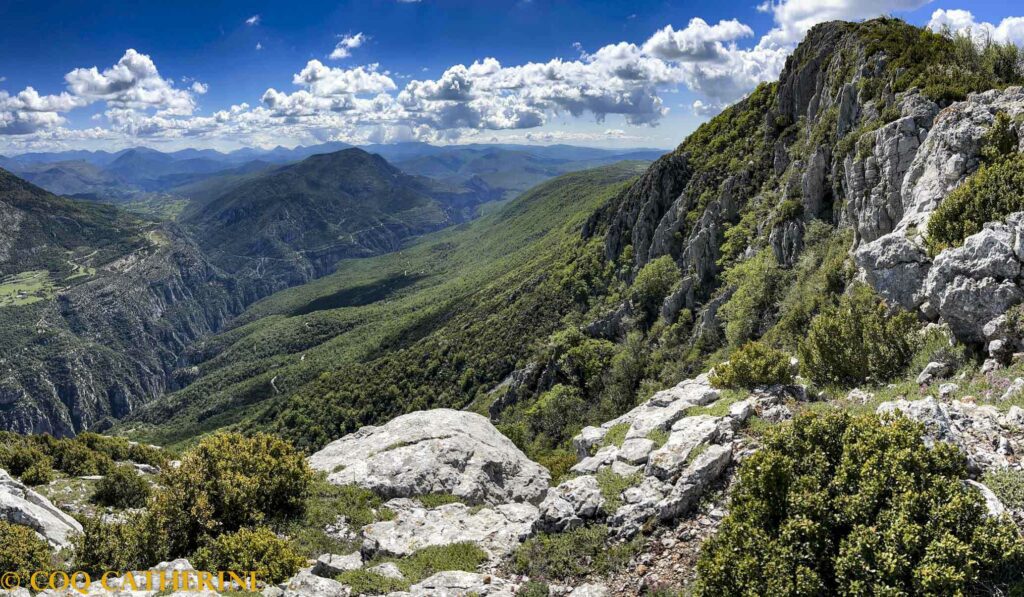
[923, 214, 1024, 343]
[0, 468, 83, 548]
[308, 409, 550, 505]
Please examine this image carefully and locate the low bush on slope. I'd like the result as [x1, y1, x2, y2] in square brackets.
[927, 152, 1024, 253]
[696, 411, 1024, 595]
[73, 432, 312, 577]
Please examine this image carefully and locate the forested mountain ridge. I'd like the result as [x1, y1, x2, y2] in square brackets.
[182, 148, 501, 293]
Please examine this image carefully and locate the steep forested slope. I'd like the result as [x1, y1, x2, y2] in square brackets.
[116, 162, 648, 449]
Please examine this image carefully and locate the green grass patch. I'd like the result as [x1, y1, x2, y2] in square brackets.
[600, 423, 630, 449]
[0, 270, 57, 307]
[646, 428, 669, 449]
[511, 525, 641, 582]
[278, 478, 393, 557]
[595, 468, 642, 512]
[335, 569, 408, 595]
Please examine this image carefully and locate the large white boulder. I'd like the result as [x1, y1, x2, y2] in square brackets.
[308, 409, 550, 505]
[362, 501, 538, 561]
[0, 469, 82, 549]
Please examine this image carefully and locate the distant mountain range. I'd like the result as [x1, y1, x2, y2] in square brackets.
[0, 142, 665, 205]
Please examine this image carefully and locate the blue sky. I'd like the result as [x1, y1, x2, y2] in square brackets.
[0, 0, 1021, 153]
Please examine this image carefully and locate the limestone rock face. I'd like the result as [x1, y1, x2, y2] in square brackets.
[877, 397, 1024, 471]
[405, 571, 517, 596]
[845, 92, 939, 246]
[923, 216, 1024, 343]
[284, 569, 351, 597]
[0, 469, 82, 548]
[535, 475, 604, 532]
[362, 501, 538, 561]
[852, 88, 1024, 320]
[308, 409, 550, 505]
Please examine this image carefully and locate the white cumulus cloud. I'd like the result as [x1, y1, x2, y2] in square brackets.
[330, 33, 367, 60]
[927, 9, 1024, 46]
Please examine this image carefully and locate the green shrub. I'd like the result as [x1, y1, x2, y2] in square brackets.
[630, 255, 682, 322]
[526, 384, 587, 442]
[91, 464, 151, 509]
[0, 442, 52, 478]
[512, 525, 639, 582]
[695, 411, 1024, 595]
[710, 342, 794, 389]
[927, 152, 1024, 253]
[394, 542, 489, 584]
[50, 438, 114, 476]
[76, 433, 167, 468]
[335, 569, 408, 594]
[193, 527, 305, 585]
[718, 250, 793, 347]
[799, 284, 918, 386]
[19, 461, 54, 486]
[72, 516, 152, 574]
[982, 469, 1024, 510]
[0, 521, 54, 580]
[518, 580, 551, 597]
[148, 432, 311, 558]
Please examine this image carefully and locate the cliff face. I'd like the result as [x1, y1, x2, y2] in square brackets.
[588, 18, 1024, 350]
[0, 172, 249, 436]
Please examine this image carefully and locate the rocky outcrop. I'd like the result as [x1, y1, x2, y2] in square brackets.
[535, 475, 604, 533]
[922, 215, 1024, 343]
[308, 409, 550, 505]
[845, 92, 939, 246]
[602, 153, 692, 265]
[0, 469, 82, 548]
[877, 397, 1023, 471]
[405, 571, 518, 596]
[855, 88, 1024, 319]
[564, 374, 753, 538]
[362, 500, 538, 561]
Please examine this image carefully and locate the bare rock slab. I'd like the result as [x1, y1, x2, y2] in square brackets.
[308, 409, 550, 505]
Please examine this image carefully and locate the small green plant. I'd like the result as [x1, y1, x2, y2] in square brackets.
[982, 469, 1024, 510]
[335, 569, 408, 594]
[647, 428, 669, 449]
[710, 342, 794, 389]
[595, 468, 642, 512]
[91, 464, 151, 509]
[193, 527, 305, 585]
[600, 423, 630, 449]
